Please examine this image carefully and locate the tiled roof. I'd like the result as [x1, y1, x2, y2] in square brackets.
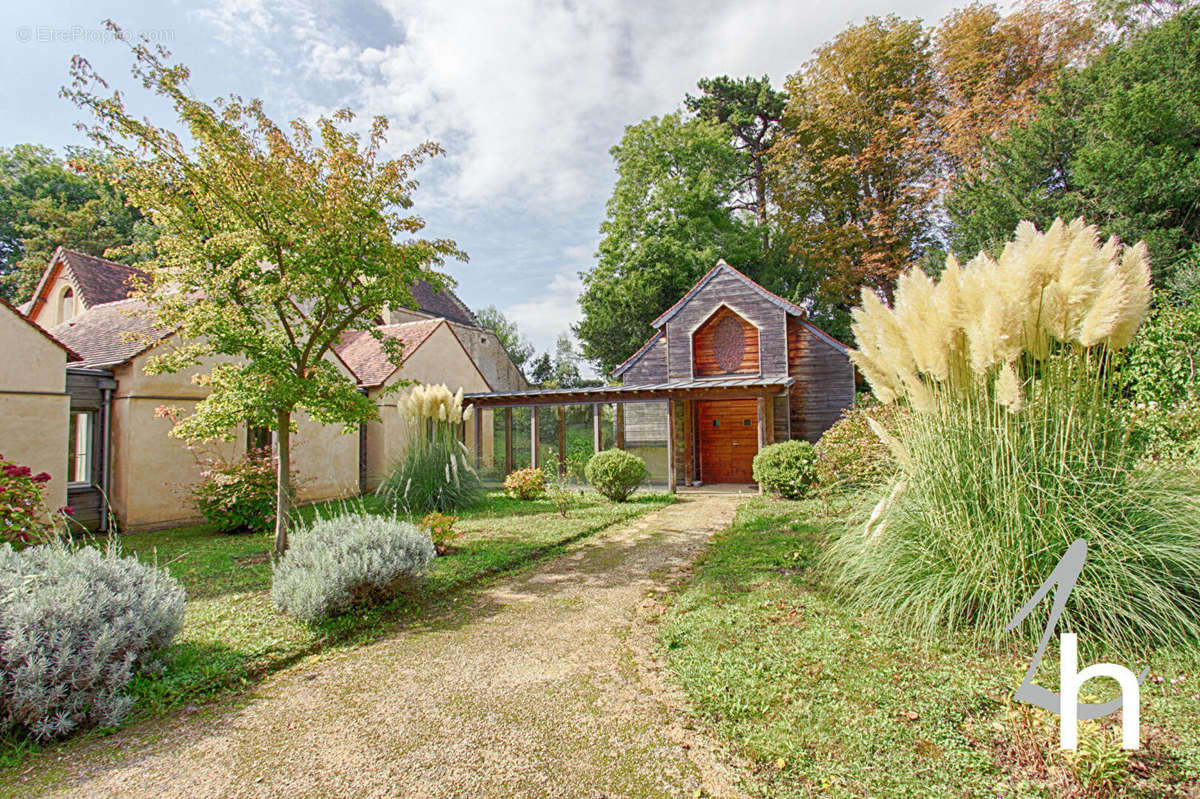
[57, 249, 148, 308]
[0, 296, 82, 361]
[334, 318, 444, 387]
[410, 280, 476, 326]
[650, 260, 807, 328]
[49, 298, 169, 368]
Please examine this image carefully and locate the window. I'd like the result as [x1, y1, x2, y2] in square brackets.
[68, 412, 93, 484]
[58, 287, 76, 324]
[246, 426, 273, 455]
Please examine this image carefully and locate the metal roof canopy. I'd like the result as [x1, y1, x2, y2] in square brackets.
[462, 376, 793, 408]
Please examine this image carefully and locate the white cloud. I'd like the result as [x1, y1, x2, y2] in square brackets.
[503, 271, 584, 355]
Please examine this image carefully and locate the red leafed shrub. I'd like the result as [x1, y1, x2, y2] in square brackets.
[193, 449, 281, 534]
[503, 468, 546, 500]
[0, 454, 61, 545]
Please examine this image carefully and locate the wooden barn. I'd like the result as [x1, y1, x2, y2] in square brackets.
[463, 260, 857, 491]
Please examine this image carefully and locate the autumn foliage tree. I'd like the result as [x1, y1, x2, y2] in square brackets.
[64, 24, 463, 554]
[769, 16, 942, 307]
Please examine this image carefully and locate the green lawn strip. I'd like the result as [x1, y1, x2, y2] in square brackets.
[0, 491, 672, 773]
[660, 497, 1200, 798]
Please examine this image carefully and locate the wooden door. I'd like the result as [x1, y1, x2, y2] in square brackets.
[697, 399, 758, 483]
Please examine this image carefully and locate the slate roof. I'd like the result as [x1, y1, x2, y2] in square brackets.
[0, 296, 82, 361]
[49, 298, 169, 368]
[334, 318, 444, 387]
[38, 249, 149, 310]
[409, 280, 476, 326]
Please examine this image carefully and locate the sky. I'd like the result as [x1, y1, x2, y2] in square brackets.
[0, 0, 961, 364]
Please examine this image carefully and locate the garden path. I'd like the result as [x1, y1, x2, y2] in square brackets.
[25, 495, 747, 799]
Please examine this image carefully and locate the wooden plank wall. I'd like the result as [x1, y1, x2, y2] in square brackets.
[665, 271, 788, 381]
[787, 317, 855, 442]
[692, 306, 760, 377]
[622, 336, 669, 385]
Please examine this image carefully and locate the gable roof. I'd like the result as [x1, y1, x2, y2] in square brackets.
[334, 318, 445, 388]
[610, 329, 664, 379]
[28, 248, 148, 321]
[0, 296, 82, 362]
[409, 280, 477, 326]
[49, 298, 169, 368]
[650, 260, 806, 329]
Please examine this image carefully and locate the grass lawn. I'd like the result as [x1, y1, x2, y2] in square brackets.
[0, 490, 672, 769]
[660, 497, 1200, 798]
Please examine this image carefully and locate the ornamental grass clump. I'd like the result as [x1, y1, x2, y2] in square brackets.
[270, 513, 435, 621]
[828, 218, 1200, 649]
[377, 384, 482, 514]
[0, 541, 185, 740]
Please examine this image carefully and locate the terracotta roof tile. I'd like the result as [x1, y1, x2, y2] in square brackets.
[334, 319, 444, 387]
[49, 298, 170, 368]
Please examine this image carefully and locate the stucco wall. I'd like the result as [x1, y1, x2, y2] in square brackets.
[109, 340, 361, 531]
[0, 304, 70, 511]
[363, 324, 493, 490]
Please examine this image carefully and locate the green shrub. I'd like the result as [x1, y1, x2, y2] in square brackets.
[271, 514, 435, 621]
[1127, 395, 1200, 465]
[814, 400, 909, 490]
[832, 218, 1200, 649]
[503, 467, 546, 500]
[0, 541, 185, 739]
[752, 440, 818, 499]
[193, 450, 278, 534]
[585, 449, 647, 502]
[419, 511, 460, 555]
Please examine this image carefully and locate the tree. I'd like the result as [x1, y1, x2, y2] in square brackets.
[685, 75, 787, 252]
[475, 305, 534, 375]
[576, 113, 760, 373]
[769, 16, 942, 308]
[934, 1, 1097, 177]
[65, 25, 463, 554]
[0, 145, 148, 300]
[947, 8, 1200, 287]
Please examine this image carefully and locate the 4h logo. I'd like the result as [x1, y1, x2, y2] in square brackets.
[1006, 538, 1145, 750]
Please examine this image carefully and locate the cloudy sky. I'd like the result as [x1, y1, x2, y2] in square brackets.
[1, 0, 960, 362]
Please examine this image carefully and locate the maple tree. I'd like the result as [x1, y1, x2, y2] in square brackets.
[65, 24, 463, 554]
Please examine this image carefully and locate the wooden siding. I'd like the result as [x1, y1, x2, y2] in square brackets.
[665, 270, 788, 382]
[697, 399, 757, 482]
[787, 317, 855, 442]
[692, 306, 759, 377]
[622, 335, 668, 386]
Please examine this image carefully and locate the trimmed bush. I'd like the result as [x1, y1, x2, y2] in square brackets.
[271, 514, 435, 621]
[0, 541, 185, 739]
[503, 467, 546, 500]
[814, 400, 909, 490]
[752, 440, 818, 499]
[193, 450, 278, 534]
[585, 449, 647, 502]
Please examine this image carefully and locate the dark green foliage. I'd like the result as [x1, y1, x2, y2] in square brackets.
[948, 9, 1200, 289]
[0, 144, 150, 301]
[576, 114, 762, 373]
[751, 440, 817, 499]
[1118, 283, 1200, 406]
[584, 449, 648, 502]
[814, 399, 909, 490]
[192, 452, 278, 534]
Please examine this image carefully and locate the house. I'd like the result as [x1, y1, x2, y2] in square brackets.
[462, 260, 855, 490]
[0, 297, 80, 514]
[4, 248, 524, 532]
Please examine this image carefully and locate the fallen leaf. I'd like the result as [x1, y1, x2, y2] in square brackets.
[902, 710, 920, 721]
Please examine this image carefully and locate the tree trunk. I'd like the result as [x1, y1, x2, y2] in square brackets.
[753, 154, 770, 253]
[273, 408, 293, 556]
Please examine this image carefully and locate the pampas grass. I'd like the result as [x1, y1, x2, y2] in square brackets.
[377, 383, 481, 514]
[828, 218, 1200, 650]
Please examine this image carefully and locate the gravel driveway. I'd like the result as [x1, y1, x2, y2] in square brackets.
[15, 495, 747, 799]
